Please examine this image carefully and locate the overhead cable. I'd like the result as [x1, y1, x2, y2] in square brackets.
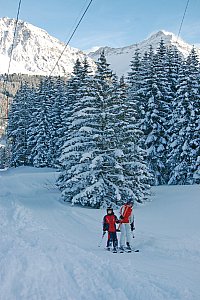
[0, 0, 22, 123]
[49, 0, 94, 76]
[176, 0, 190, 43]
[7, 0, 22, 75]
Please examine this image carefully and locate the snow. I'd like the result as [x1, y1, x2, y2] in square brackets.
[0, 17, 96, 76]
[0, 166, 200, 300]
[89, 30, 200, 77]
[0, 53, 28, 74]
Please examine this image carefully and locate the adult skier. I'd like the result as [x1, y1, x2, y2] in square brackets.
[119, 200, 135, 252]
[103, 207, 119, 252]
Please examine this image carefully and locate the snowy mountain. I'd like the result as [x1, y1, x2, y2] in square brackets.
[0, 166, 200, 299]
[1, 18, 199, 79]
[0, 17, 96, 76]
[88, 30, 200, 76]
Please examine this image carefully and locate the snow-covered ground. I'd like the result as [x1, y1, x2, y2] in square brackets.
[0, 167, 199, 300]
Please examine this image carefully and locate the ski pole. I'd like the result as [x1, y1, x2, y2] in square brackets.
[98, 232, 106, 247]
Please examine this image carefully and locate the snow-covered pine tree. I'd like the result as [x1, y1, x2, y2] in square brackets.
[186, 48, 200, 184]
[166, 46, 183, 99]
[59, 57, 119, 207]
[138, 48, 154, 152]
[58, 52, 150, 207]
[58, 59, 84, 162]
[142, 40, 172, 184]
[165, 46, 183, 180]
[58, 54, 122, 207]
[57, 59, 86, 194]
[26, 85, 41, 166]
[127, 48, 145, 123]
[123, 50, 152, 201]
[29, 77, 54, 167]
[168, 48, 200, 184]
[42, 76, 67, 167]
[51, 76, 68, 167]
[90, 52, 133, 206]
[7, 83, 33, 167]
[117, 75, 151, 203]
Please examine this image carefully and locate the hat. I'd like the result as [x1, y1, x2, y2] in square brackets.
[107, 207, 113, 214]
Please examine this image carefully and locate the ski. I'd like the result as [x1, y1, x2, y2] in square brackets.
[123, 249, 131, 253]
[122, 249, 139, 253]
[130, 247, 139, 252]
[119, 248, 139, 253]
[104, 247, 139, 253]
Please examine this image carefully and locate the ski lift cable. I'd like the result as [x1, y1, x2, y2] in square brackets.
[176, 0, 190, 44]
[63, 0, 91, 45]
[49, 0, 94, 77]
[0, 0, 22, 122]
[7, 0, 22, 76]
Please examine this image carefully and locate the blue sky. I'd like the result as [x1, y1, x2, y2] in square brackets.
[1, 0, 200, 51]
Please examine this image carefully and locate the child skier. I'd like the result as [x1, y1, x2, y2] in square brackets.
[103, 207, 119, 252]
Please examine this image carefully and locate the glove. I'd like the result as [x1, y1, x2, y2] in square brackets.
[130, 222, 135, 231]
[120, 215, 124, 220]
[103, 224, 109, 231]
[103, 231, 106, 235]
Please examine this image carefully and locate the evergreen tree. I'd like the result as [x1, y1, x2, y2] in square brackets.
[90, 52, 129, 206]
[140, 41, 173, 184]
[118, 75, 151, 202]
[58, 53, 150, 207]
[124, 50, 152, 199]
[138, 46, 163, 185]
[51, 76, 68, 166]
[58, 58, 103, 206]
[29, 78, 54, 167]
[7, 83, 33, 167]
[127, 48, 144, 123]
[168, 48, 200, 184]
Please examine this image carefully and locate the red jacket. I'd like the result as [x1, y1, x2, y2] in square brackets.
[103, 214, 118, 232]
[120, 204, 134, 223]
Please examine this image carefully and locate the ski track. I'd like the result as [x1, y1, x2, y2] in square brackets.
[0, 168, 200, 300]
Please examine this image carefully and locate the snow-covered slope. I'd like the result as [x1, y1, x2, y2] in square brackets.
[0, 167, 199, 300]
[89, 30, 200, 76]
[0, 17, 96, 76]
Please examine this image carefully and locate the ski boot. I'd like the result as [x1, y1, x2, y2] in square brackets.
[112, 247, 117, 253]
[119, 246, 124, 253]
[126, 242, 132, 252]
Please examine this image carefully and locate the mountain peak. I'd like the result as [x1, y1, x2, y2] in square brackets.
[152, 30, 174, 36]
[0, 17, 95, 76]
[146, 30, 180, 44]
[88, 30, 200, 76]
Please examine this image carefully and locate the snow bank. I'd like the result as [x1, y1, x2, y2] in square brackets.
[0, 167, 199, 300]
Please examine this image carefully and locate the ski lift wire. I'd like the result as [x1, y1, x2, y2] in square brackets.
[176, 0, 190, 44]
[49, 0, 94, 77]
[63, 0, 90, 45]
[7, 0, 22, 76]
[0, 0, 22, 123]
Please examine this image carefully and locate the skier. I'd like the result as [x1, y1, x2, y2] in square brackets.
[119, 200, 135, 252]
[103, 207, 119, 252]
